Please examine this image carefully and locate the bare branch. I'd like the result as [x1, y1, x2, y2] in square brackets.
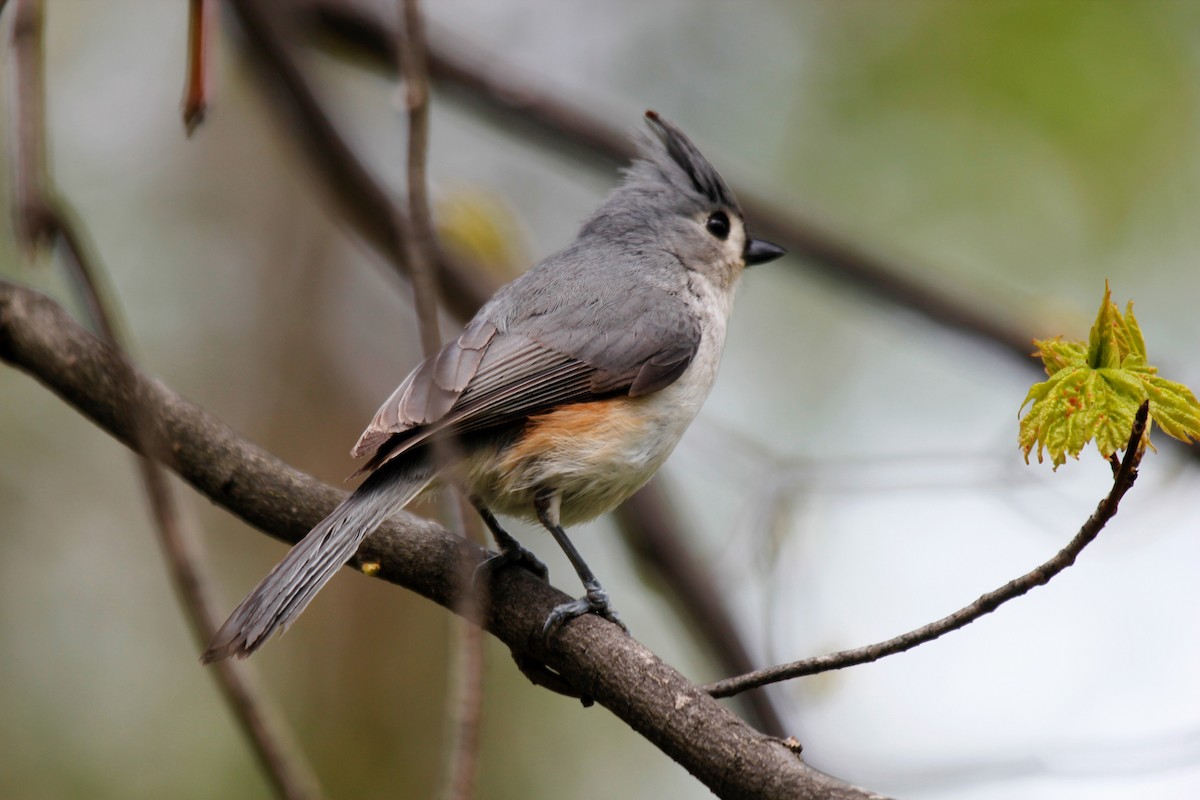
[395, 0, 440, 354]
[11, 0, 54, 252]
[9, 8, 320, 793]
[226, 0, 496, 321]
[0, 279, 887, 800]
[704, 401, 1150, 699]
[182, 0, 216, 135]
[394, 1, 487, 794]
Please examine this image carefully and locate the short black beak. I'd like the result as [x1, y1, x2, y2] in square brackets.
[743, 238, 786, 266]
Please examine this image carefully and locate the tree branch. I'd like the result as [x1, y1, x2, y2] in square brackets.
[226, 0, 496, 322]
[394, 1, 488, 796]
[704, 401, 1149, 699]
[395, 0, 440, 355]
[8, 3, 321, 796]
[0, 279, 886, 799]
[10, 0, 53, 253]
[182, 0, 215, 135]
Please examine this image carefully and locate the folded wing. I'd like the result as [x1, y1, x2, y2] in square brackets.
[351, 285, 701, 474]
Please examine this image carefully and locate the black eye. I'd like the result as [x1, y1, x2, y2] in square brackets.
[705, 211, 730, 240]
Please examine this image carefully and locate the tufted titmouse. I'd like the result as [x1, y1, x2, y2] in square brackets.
[203, 111, 784, 662]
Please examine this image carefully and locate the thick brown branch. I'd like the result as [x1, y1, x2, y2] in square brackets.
[0, 280, 885, 800]
[704, 402, 1149, 699]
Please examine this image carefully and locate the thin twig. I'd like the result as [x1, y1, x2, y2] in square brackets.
[440, 496, 486, 800]
[396, 0, 440, 354]
[395, 3, 487, 795]
[8, 7, 321, 796]
[182, 0, 215, 134]
[11, 0, 53, 252]
[0, 277, 888, 800]
[227, 0, 495, 321]
[704, 401, 1150, 699]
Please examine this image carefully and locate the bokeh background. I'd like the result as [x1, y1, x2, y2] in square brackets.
[2, 1, 1200, 798]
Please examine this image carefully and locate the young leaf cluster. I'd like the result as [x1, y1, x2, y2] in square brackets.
[1019, 284, 1200, 467]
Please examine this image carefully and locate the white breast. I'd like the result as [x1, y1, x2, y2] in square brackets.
[465, 271, 737, 526]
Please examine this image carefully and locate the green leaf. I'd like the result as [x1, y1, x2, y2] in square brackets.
[1086, 283, 1121, 369]
[1119, 300, 1147, 362]
[1144, 376, 1200, 444]
[1032, 337, 1087, 376]
[1019, 283, 1200, 467]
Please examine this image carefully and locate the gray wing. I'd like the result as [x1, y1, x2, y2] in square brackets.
[351, 285, 700, 472]
[351, 317, 498, 459]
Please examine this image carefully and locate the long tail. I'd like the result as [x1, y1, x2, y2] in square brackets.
[202, 463, 431, 662]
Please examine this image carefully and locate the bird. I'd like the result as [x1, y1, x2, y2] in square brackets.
[203, 111, 784, 662]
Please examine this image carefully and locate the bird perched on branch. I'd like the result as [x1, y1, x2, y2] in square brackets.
[204, 111, 784, 662]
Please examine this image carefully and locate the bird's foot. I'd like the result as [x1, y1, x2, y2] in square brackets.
[542, 581, 628, 644]
[473, 541, 549, 591]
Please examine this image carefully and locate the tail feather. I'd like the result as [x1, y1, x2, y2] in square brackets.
[203, 466, 431, 662]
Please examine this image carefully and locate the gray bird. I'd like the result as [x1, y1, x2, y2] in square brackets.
[203, 111, 784, 662]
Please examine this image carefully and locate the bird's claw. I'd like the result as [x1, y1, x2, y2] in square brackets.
[473, 543, 549, 591]
[541, 582, 628, 644]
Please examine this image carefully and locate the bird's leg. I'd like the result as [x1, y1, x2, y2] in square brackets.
[471, 496, 548, 583]
[534, 490, 628, 642]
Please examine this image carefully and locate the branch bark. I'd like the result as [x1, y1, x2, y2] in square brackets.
[0, 279, 886, 800]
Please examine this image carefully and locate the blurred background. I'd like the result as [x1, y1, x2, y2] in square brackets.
[2, 0, 1200, 798]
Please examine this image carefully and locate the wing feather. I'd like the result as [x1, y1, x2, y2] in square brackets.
[352, 279, 702, 473]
